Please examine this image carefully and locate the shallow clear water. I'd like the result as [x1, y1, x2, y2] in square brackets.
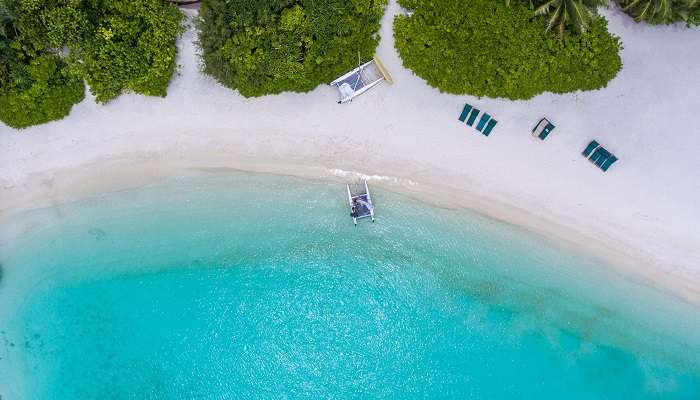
[0, 172, 698, 399]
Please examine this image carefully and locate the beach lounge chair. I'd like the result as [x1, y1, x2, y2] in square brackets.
[532, 118, 555, 140]
[459, 104, 473, 122]
[466, 108, 480, 126]
[600, 155, 618, 171]
[593, 148, 611, 167]
[589, 147, 602, 163]
[582, 141, 600, 158]
[583, 141, 618, 172]
[589, 147, 606, 165]
[482, 119, 497, 136]
[475, 113, 491, 132]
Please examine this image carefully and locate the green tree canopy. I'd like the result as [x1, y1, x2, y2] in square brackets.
[198, 0, 387, 97]
[394, 0, 622, 100]
[0, 1, 84, 129]
[11, 0, 184, 103]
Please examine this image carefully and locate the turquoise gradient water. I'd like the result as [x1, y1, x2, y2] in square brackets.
[0, 172, 698, 399]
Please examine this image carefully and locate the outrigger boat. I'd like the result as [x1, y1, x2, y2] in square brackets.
[347, 180, 375, 225]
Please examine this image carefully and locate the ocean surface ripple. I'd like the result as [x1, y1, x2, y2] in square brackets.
[0, 172, 698, 399]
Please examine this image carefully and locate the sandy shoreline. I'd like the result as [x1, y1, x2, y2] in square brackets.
[2, 154, 699, 307]
[1, 3, 700, 305]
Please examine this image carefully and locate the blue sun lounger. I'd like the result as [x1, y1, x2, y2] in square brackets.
[589, 147, 607, 165]
[589, 149, 604, 165]
[475, 113, 491, 132]
[582, 140, 599, 158]
[482, 119, 497, 136]
[457, 103, 497, 136]
[532, 118, 555, 140]
[595, 148, 612, 167]
[601, 155, 618, 171]
[582, 140, 618, 172]
[466, 108, 480, 126]
[459, 104, 473, 122]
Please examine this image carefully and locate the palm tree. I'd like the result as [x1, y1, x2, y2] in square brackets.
[532, 0, 608, 34]
[676, 0, 700, 24]
[0, 1, 12, 39]
[616, 0, 674, 23]
[619, 0, 699, 24]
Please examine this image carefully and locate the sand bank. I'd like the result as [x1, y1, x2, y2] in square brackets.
[1, 4, 699, 304]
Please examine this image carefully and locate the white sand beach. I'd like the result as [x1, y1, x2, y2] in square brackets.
[1, 3, 699, 303]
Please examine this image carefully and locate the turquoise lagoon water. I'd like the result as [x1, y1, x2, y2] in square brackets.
[0, 172, 699, 399]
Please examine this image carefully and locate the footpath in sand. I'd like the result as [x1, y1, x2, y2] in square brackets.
[1, 3, 699, 304]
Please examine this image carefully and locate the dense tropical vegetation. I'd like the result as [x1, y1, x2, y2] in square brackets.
[394, 0, 622, 100]
[1, 0, 694, 129]
[10, 0, 184, 103]
[0, 1, 84, 128]
[0, 0, 183, 128]
[198, 0, 387, 97]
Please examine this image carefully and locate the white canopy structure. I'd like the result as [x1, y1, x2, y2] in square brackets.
[330, 57, 392, 104]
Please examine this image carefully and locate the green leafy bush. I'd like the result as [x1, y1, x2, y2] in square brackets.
[0, 4, 84, 129]
[12, 0, 184, 103]
[0, 54, 85, 129]
[198, 0, 387, 97]
[394, 0, 622, 100]
[78, 0, 184, 102]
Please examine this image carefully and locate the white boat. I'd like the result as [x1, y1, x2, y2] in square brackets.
[347, 180, 375, 225]
[331, 56, 392, 104]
